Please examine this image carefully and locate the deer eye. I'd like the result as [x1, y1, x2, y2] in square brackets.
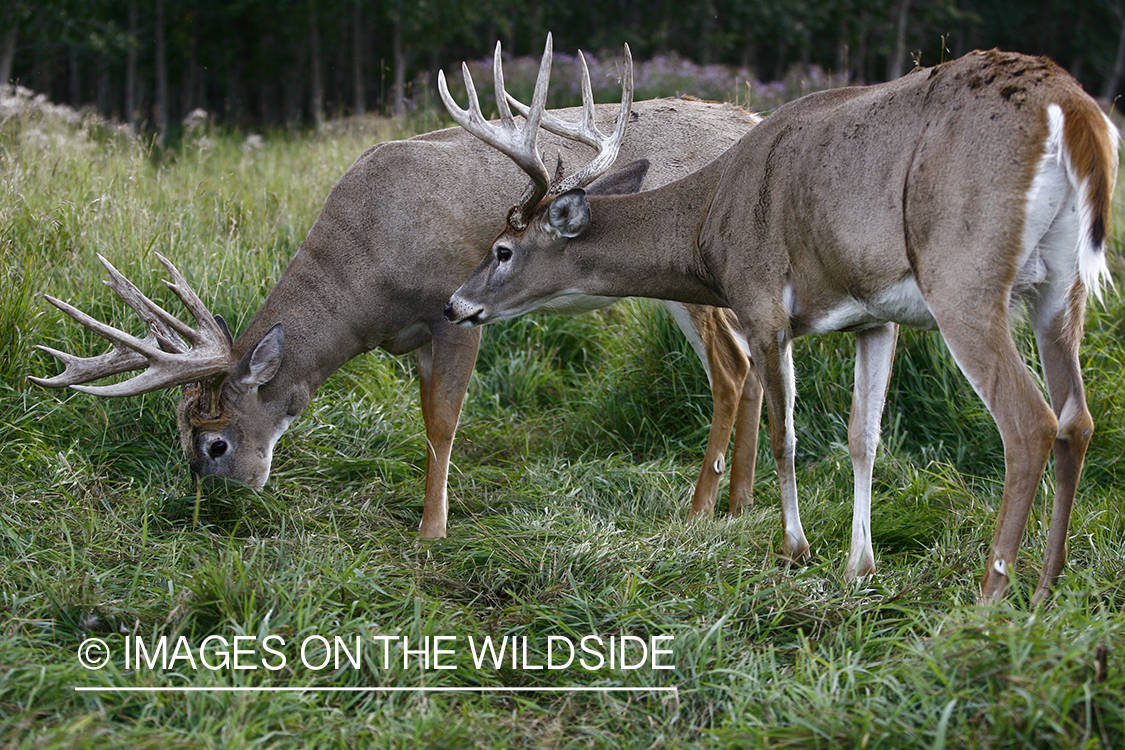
[208, 439, 228, 459]
[496, 246, 512, 262]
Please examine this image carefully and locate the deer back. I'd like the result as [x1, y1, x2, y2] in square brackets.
[698, 50, 1114, 332]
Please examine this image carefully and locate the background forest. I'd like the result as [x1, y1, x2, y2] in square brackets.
[4, 0, 1125, 138]
[4, 1, 1125, 748]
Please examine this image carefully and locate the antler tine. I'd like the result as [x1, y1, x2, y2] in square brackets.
[439, 34, 555, 229]
[506, 44, 634, 193]
[98, 253, 191, 353]
[554, 44, 633, 192]
[493, 41, 517, 129]
[506, 50, 599, 148]
[29, 254, 233, 398]
[40, 292, 165, 359]
[29, 292, 191, 396]
[154, 252, 229, 345]
[522, 34, 553, 160]
[29, 341, 148, 389]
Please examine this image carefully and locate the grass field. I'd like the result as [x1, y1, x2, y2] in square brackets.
[2, 95, 1124, 749]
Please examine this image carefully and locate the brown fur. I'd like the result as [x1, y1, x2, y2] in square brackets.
[177, 97, 764, 532]
[449, 50, 1119, 602]
[1063, 95, 1117, 248]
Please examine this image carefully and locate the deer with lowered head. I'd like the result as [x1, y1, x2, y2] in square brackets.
[30, 48, 766, 538]
[441, 38, 1118, 603]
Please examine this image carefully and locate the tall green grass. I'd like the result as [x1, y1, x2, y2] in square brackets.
[2, 104, 1124, 748]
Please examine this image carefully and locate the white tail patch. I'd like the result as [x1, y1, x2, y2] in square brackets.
[1052, 103, 1118, 302]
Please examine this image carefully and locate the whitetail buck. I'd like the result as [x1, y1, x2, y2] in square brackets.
[30, 60, 765, 537]
[442, 39, 1118, 603]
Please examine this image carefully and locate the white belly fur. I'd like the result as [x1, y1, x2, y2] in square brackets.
[796, 276, 937, 335]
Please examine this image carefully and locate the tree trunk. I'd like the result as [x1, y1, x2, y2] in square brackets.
[155, 0, 169, 144]
[1101, 6, 1125, 101]
[855, 7, 870, 84]
[309, 0, 325, 126]
[285, 47, 306, 126]
[68, 45, 79, 105]
[886, 0, 912, 80]
[97, 55, 109, 118]
[773, 40, 789, 81]
[1, 27, 16, 84]
[392, 18, 405, 117]
[528, 3, 543, 55]
[836, 10, 850, 78]
[184, 3, 200, 113]
[699, 0, 715, 65]
[352, 0, 365, 115]
[126, 0, 137, 127]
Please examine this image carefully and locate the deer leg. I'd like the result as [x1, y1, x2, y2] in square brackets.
[686, 349, 743, 519]
[728, 364, 763, 516]
[845, 322, 898, 582]
[417, 324, 482, 539]
[1030, 281, 1092, 606]
[667, 304, 755, 520]
[745, 326, 809, 564]
[927, 297, 1057, 603]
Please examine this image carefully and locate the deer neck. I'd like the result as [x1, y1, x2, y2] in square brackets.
[573, 158, 728, 307]
[232, 247, 369, 400]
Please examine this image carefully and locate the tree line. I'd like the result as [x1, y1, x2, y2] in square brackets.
[3, 0, 1124, 137]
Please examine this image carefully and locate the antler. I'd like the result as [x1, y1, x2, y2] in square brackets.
[30, 253, 233, 397]
[438, 34, 554, 231]
[506, 45, 634, 194]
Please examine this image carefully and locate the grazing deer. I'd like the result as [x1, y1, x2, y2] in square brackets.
[441, 38, 1118, 603]
[30, 62, 765, 537]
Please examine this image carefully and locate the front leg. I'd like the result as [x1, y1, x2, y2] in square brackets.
[746, 326, 809, 564]
[416, 323, 482, 539]
[845, 323, 898, 582]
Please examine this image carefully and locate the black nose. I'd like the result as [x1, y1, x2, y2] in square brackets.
[443, 302, 456, 322]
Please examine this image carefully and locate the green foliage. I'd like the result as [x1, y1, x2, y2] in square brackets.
[2, 95, 1125, 749]
[6, 0, 1125, 132]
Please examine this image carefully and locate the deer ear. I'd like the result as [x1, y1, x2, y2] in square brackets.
[235, 323, 283, 388]
[586, 159, 649, 197]
[214, 314, 234, 346]
[547, 189, 590, 239]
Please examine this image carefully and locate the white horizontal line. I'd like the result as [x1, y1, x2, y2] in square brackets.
[74, 685, 678, 694]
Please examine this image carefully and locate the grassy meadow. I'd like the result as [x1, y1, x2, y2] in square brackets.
[2, 88, 1125, 749]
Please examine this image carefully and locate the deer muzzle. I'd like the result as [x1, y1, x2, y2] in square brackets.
[443, 296, 486, 327]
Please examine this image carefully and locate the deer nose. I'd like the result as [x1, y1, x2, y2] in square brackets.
[445, 295, 485, 326]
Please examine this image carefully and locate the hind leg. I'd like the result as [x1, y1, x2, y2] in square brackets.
[923, 289, 1057, 602]
[664, 303, 758, 520]
[1030, 281, 1093, 606]
[728, 365, 763, 515]
[691, 308, 753, 519]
